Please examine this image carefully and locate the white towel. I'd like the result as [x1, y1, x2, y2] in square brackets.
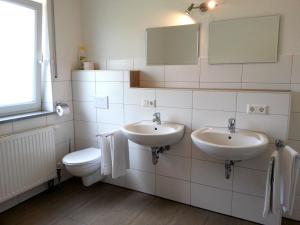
[280, 146, 300, 215]
[263, 151, 281, 225]
[110, 130, 129, 179]
[100, 135, 112, 176]
[99, 130, 129, 179]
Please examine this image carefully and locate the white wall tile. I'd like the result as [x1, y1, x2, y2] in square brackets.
[97, 123, 120, 134]
[96, 82, 123, 104]
[95, 70, 124, 82]
[140, 80, 165, 88]
[12, 117, 47, 133]
[156, 107, 192, 131]
[72, 70, 95, 81]
[73, 101, 96, 122]
[156, 175, 190, 204]
[156, 89, 193, 109]
[242, 55, 292, 84]
[235, 145, 275, 171]
[107, 59, 133, 70]
[237, 92, 290, 115]
[54, 121, 74, 145]
[103, 175, 126, 188]
[75, 138, 97, 150]
[233, 167, 267, 197]
[166, 133, 191, 158]
[134, 58, 164, 82]
[192, 110, 235, 130]
[0, 123, 13, 136]
[129, 145, 154, 173]
[72, 81, 95, 101]
[200, 82, 241, 89]
[291, 84, 300, 113]
[156, 154, 191, 181]
[241, 83, 291, 91]
[55, 139, 75, 163]
[232, 193, 264, 224]
[165, 65, 200, 82]
[52, 81, 73, 102]
[124, 105, 155, 124]
[191, 183, 232, 215]
[292, 55, 300, 83]
[97, 104, 123, 125]
[200, 58, 242, 83]
[124, 87, 155, 105]
[193, 91, 236, 111]
[236, 112, 289, 142]
[125, 169, 155, 195]
[289, 113, 300, 140]
[164, 82, 199, 89]
[74, 121, 97, 140]
[191, 159, 232, 190]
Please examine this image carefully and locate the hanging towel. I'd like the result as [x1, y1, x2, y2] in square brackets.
[280, 146, 300, 215]
[99, 130, 129, 179]
[100, 135, 112, 176]
[110, 130, 130, 179]
[263, 151, 281, 225]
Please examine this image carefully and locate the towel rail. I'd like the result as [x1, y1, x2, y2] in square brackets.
[96, 129, 119, 138]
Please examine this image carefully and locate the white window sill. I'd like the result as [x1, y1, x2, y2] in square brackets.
[0, 111, 55, 124]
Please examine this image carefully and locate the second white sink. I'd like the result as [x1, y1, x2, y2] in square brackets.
[121, 121, 185, 147]
[191, 127, 269, 161]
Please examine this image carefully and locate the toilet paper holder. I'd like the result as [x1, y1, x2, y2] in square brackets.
[55, 102, 70, 117]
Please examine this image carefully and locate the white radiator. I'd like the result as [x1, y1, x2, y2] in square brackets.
[0, 126, 56, 203]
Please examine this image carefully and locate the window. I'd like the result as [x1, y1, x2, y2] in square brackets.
[0, 0, 42, 116]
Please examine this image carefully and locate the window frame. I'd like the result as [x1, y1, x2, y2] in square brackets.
[0, 0, 43, 117]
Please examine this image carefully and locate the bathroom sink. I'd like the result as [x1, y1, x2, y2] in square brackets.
[121, 121, 185, 147]
[191, 127, 269, 161]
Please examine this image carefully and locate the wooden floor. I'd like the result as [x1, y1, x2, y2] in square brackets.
[0, 179, 299, 225]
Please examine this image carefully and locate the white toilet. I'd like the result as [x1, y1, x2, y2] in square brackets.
[62, 148, 103, 186]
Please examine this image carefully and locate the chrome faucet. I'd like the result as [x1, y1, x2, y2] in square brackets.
[228, 118, 236, 133]
[153, 112, 161, 125]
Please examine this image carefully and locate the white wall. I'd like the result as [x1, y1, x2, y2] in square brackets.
[0, 0, 82, 212]
[80, 0, 300, 59]
[72, 70, 294, 223]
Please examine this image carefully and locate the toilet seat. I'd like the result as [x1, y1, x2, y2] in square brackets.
[63, 148, 101, 166]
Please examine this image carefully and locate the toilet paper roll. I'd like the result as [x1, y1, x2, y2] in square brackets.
[56, 104, 70, 117]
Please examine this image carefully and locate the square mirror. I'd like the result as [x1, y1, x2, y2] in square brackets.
[146, 24, 200, 65]
[208, 15, 280, 64]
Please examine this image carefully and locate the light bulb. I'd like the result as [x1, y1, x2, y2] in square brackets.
[207, 0, 217, 9]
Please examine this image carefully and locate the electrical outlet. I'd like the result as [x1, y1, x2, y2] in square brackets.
[141, 99, 156, 107]
[95, 96, 109, 109]
[247, 104, 268, 115]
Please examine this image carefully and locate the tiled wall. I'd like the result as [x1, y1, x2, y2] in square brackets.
[72, 70, 297, 223]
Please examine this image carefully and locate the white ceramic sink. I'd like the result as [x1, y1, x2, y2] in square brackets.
[121, 121, 185, 147]
[191, 127, 269, 161]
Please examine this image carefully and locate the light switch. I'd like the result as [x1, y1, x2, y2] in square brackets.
[95, 96, 108, 109]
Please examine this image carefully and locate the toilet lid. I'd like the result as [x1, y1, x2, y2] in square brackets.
[63, 148, 101, 165]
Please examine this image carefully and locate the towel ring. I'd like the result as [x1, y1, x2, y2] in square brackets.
[275, 139, 285, 150]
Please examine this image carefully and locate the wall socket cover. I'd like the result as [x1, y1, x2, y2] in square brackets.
[141, 99, 156, 107]
[247, 104, 268, 114]
[95, 96, 109, 109]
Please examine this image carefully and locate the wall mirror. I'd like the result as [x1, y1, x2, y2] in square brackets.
[208, 15, 280, 64]
[146, 24, 200, 65]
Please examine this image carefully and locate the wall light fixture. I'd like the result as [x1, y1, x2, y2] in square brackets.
[185, 0, 218, 15]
